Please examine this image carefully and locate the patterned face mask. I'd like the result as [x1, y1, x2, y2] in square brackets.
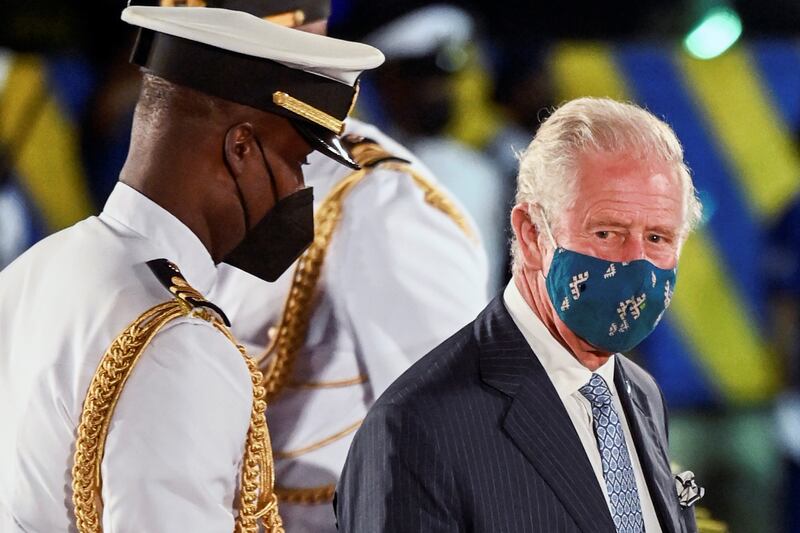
[539, 211, 676, 353]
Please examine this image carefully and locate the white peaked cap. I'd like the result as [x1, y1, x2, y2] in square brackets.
[122, 6, 383, 85]
[364, 4, 474, 61]
[121, 5, 384, 169]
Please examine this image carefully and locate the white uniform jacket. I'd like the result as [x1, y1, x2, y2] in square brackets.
[0, 183, 252, 532]
[212, 118, 491, 532]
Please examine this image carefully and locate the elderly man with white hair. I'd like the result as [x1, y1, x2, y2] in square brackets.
[336, 97, 703, 533]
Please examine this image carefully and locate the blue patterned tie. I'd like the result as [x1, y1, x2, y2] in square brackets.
[579, 373, 645, 533]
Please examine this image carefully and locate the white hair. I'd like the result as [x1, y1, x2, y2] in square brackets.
[510, 97, 703, 272]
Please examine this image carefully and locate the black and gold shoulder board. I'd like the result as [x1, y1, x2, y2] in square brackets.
[342, 134, 410, 168]
[146, 258, 231, 327]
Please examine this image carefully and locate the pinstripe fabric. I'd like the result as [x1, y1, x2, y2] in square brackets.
[336, 297, 697, 532]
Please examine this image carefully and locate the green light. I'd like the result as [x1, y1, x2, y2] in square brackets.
[684, 7, 743, 60]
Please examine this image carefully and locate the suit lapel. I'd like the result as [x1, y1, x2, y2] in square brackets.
[614, 360, 683, 533]
[477, 298, 616, 533]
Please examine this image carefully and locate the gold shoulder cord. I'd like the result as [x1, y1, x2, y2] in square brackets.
[71, 274, 283, 533]
[259, 140, 475, 504]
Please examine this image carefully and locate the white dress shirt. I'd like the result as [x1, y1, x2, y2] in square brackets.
[211, 118, 490, 532]
[0, 183, 252, 532]
[503, 281, 662, 532]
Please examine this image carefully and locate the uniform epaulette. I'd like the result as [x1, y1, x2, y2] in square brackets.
[342, 134, 410, 168]
[74, 259, 279, 532]
[146, 258, 231, 327]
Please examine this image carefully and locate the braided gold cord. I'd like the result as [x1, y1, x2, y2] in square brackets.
[260, 156, 475, 405]
[381, 161, 477, 242]
[346, 142, 400, 167]
[72, 300, 187, 533]
[255, 144, 477, 508]
[259, 169, 367, 401]
[170, 275, 205, 301]
[275, 484, 335, 505]
[274, 419, 362, 460]
[72, 300, 283, 532]
[209, 317, 283, 533]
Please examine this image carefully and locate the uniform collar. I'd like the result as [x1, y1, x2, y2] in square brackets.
[503, 280, 617, 402]
[100, 182, 217, 295]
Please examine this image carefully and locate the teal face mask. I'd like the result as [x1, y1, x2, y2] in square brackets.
[539, 213, 676, 353]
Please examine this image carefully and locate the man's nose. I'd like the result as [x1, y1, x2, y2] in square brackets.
[619, 237, 646, 263]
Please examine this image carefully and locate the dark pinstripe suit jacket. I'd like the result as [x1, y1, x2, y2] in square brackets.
[336, 297, 698, 532]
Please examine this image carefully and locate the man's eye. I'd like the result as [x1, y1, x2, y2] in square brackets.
[596, 231, 610, 239]
[648, 234, 663, 243]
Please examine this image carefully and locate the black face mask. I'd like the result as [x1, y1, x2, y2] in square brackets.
[222, 138, 315, 282]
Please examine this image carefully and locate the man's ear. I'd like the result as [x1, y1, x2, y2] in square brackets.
[511, 203, 546, 271]
[222, 122, 257, 178]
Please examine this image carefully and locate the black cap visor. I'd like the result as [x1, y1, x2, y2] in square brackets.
[292, 120, 359, 169]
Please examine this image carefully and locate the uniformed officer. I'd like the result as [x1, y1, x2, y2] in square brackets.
[0, 5, 382, 532]
[154, 2, 492, 531]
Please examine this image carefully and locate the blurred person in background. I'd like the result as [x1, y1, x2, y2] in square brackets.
[337, 97, 704, 532]
[140, 1, 493, 531]
[0, 5, 383, 531]
[487, 40, 554, 185]
[485, 39, 556, 287]
[362, 4, 509, 293]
